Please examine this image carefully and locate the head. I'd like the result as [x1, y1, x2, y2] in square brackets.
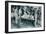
[23, 6, 27, 12]
[16, 7, 18, 10]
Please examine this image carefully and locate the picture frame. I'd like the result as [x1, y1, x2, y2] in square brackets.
[5, 1, 45, 33]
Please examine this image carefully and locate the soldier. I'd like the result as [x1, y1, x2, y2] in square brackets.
[14, 6, 19, 24]
[19, 6, 23, 25]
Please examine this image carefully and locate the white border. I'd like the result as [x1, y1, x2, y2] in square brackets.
[8, 2, 44, 32]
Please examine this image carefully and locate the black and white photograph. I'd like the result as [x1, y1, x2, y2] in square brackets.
[11, 5, 41, 28]
[5, 1, 45, 33]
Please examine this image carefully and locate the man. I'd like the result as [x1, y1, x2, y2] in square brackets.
[14, 6, 19, 24]
[21, 6, 28, 18]
[19, 7, 22, 25]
